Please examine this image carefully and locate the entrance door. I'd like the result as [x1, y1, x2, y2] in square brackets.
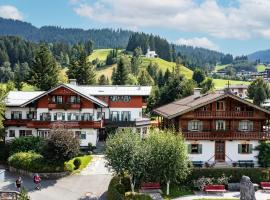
[215, 141, 225, 161]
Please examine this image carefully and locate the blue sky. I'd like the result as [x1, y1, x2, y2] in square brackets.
[1, 0, 270, 55]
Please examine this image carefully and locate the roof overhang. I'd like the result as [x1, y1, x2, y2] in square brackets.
[20, 84, 108, 108]
[154, 93, 270, 119]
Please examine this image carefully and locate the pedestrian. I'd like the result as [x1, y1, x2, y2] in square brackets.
[33, 173, 41, 190]
[15, 177, 22, 192]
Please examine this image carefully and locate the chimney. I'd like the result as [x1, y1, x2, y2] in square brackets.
[69, 79, 77, 85]
[193, 88, 202, 98]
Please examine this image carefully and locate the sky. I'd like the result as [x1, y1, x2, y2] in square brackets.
[0, 0, 270, 55]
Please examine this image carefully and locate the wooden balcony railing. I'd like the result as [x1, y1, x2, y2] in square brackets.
[4, 119, 30, 126]
[48, 103, 81, 110]
[183, 130, 270, 140]
[195, 111, 254, 118]
[104, 120, 136, 127]
[27, 120, 102, 129]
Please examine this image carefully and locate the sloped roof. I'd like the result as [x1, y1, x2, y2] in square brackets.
[5, 91, 45, 106]
[66, 84, 152, 96]
[154, 90, 270, 119]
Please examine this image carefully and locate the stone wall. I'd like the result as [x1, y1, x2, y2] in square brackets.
[9, 166, 71, 179]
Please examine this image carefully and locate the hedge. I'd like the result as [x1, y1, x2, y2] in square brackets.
[8, 152, 64, 173]
[64, 155, 92, 173]
[186, 168, 270, 184]
[10, 136, 44, 155]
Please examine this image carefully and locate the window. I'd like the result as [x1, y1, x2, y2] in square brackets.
[201, 106, 207, 111]
[81, 113, 93, 121]
[40, 113, 51, 121]
[69, 96, 80, 104]
[75, 131, 86, 140]
[121, 111, 131, 121]
[19, 130, 32, 137]
[238, 144, 253, 154]
[188, 144, 202, 154]
[235, 106, 241, 111]
[27, 111, 36, 119]
[110, 96, 131, 102]
[110, 111, 119, 121]
[11, 111, 22, 119]
[54, 112, 65, 121]
[97, 112, 105, 120]
[239, 120, 253, 131]
[217, 101, 225, 111]
[56, 96, 63, 104]
[216, 120, 225, 130]
[188, 120, 202, 131]
[37, 130, 50, 138]
[9, 130, 15, 137]
[67, 113, 79, 121]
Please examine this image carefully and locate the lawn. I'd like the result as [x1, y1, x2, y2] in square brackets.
[214, 64, 228, 72]
[141, 57, 193, 79]
[88, 49, 112, 62]
[256, 64, 267, 72]
[96, 64, 117, 81]
[213, 79, 250, 89]
[162, 185, 193, 200]
[0, 83, 36, 91]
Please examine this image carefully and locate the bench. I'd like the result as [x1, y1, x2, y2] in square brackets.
[141, 182, 161, 190]
[204, 185, 226, 194]
[260, 182, 270, 191]
[192, 161, 204, 168]
[238, 160, 254, 168]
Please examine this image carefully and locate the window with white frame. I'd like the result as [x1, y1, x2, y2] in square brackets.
[54, 112, 65, 121]
[188, 144, 202, 154]
[239, 120, 253, 131]
[27, 111, 37, 119]
[121, 111, 131, 121]
[11, 111, 22, 119]
[188, 120, 202, 131]
[9, 130, 15, 137]
[37, 130, 50, 138]
[81, 113, 93, 121]
[216, 120, 226, 130]
[216, 101, 225, 111]
[97, 112, 105, 120]
[110, 111, 119, 121]
[67, 113, 79, 121]
[75, 131, 87, 140]
[19, 130, 32, 137]
[40, 113, 51, 121]
[238, 144, 253, 154]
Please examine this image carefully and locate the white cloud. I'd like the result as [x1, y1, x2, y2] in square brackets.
[0, 5, 23, 20]
[71, 0, 270, 40]
[176, 37, 219, 50]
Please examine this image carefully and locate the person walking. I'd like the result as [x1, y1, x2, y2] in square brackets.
[15, 177, 22, 192]
[33, 173, 41, 190]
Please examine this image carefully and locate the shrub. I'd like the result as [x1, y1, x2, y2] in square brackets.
[256, 141, 270, 167]
[193, 177, 214, 191]
[73, 158, 82, 170]
[125, 192, 152, 200]
[10, 136, 44, 155]
[0, 142, 10, 162]
[108, 176, 131, 200]
[88, 143, 94, 151]
[42, 124, 80, 162]
[186, 168, 270, 185]
[64, 155, 92, 172]
[8, 152, 64, 173]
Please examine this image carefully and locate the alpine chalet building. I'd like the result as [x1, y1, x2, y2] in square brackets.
[154, 88, 270, 167]
[4, 83, 151, 147]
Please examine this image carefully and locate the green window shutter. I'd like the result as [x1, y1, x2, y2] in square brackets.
[198, 144, 202, 154]
[62, 114, 65, 121]
[249, 144, 253, 154]
[68, 114, 71, 121]
[238, 144, 242, 154]
[40, 114, 43, 121]
[81, 114, 84, 121]
[187, 144, 191, 154]
[54, 113, 57, 121]
[19, 112, 22, 119]
[117, 112, 119, 121]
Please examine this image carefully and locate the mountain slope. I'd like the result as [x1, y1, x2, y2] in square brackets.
[248, 49, 270, 62]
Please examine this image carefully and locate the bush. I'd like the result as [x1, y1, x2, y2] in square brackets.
[73, 158, 82, 170]
[42, 125, 80, 162]
[256, 141, 270, 167]
[186, 168, 270, 185]
[10, 136, 44, 155]
[125, 192, 151, 200]
[8, 152, 64, 173]
[0, 142, 10, 162]
[108, 176, 131, 200]
[64, 155, 92, 172]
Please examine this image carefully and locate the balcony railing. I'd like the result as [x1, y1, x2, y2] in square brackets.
[194, 111, 254, 118]
[104, 118, 151, 127]
[48, 103, 81, 110]
[4, 119, 30, 126]
[26, 120, 102, 129]
[183, 130, 270, 140]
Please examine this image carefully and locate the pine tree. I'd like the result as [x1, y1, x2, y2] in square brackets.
[112, 57, 129, 85]
[137, 69, 154, 86]
[29, 44, 59, 90]
[98, 75, 109, 85]
[68, 45, 96, 85]
[14, 62, 30, 91]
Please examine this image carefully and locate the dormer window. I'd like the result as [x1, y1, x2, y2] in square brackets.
[51, 96, 63, 104]
[69, 96, 80, 104]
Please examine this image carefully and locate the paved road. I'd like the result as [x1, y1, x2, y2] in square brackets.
[0, 155, 112, 200]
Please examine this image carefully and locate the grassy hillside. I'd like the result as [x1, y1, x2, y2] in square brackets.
[256, 64, 267, 72]
[88, 49, 112, 62]
[214, 64, 228, 72]
[0, 83, 36, 91]
[213, 79, 250, 89]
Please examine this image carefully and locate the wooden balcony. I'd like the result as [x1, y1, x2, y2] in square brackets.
[48, 103, 81, 110]
[26, 120, 102, 129]
[194, 111, 254, 119]
[104, 120, 136, 127]
[183, 130, 270, 140]
[4, 119, 30, 126]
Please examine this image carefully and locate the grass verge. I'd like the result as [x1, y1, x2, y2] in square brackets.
[162, 185, 193, 200]
[65, 155, 92, 174]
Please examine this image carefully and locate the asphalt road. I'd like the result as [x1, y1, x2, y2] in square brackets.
[0, 155, 112, 200]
